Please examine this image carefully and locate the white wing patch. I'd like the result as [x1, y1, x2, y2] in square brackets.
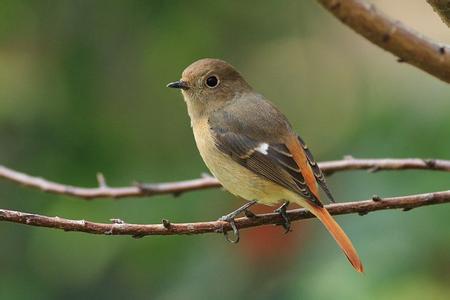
[255, 143, 269, 155]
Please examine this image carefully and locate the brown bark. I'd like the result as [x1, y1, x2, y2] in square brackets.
[1, 190, 448, 237]
[317, 0, 450, 83]
[1, 157, 449, 200]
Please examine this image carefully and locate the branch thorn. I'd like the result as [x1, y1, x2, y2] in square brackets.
[423, 159, 437, 169]
[96, 172, 108, 188]
[162, 219, 171, 229]
[372, 195, 382, 202]
[110, 218, 124, 224]
[368, 166, 380, 173]
[132, 234, 145, 239]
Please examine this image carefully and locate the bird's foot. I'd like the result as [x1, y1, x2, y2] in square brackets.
[244, 209, 257, 218]
[275, 201, 291, 233]
[218, 200, 257, 243]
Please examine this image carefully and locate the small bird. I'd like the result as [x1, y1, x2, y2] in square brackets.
[167, 58, 363, 272]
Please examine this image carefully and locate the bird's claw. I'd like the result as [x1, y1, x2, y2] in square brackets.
[218, 200, 257, 243]
[275, 201, 291, 233]
[219, 216, 240, 243]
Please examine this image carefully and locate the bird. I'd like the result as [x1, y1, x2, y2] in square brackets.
[167, 58, 363, 272]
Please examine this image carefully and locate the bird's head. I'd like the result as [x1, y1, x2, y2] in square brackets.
[167, 58, 252, 119]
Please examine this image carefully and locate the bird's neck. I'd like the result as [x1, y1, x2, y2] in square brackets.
[185, 100, 207, 126]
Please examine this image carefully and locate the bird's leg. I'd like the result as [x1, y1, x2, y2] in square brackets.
[219, 200, 257, 243]
[219, 200, 257, 221]
[275, 201, 291, 233]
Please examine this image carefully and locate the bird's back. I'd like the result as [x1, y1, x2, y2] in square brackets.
[209, 93, 293, 144]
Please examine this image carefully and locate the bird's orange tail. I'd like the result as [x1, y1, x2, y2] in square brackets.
[306, 204, 364, 273]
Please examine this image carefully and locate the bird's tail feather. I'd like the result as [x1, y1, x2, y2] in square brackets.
[305, 203, 364, 273]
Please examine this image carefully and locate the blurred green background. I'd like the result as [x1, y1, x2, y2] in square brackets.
[0, 1, 449, 299]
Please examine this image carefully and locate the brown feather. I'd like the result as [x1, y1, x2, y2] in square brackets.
[305, 203, 364, 273]
[285, 135, 321, 203]
[285, 134, 364, 272]
[297, 136, 335, 203]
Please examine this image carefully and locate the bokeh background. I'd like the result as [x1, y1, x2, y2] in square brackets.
[0, 1, 449, 299]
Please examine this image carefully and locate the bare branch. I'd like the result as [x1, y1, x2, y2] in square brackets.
[320, 157, 450, 174]
[427, 0, 450, 27]
[1, 158, 449, 200]
[1, 190, 449, 237]
[317, 0, 450, 83]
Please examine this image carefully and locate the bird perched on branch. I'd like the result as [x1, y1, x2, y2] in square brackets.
[167, 58, 363, 272]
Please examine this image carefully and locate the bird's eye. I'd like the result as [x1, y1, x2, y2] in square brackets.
[205, 75, 219, 88]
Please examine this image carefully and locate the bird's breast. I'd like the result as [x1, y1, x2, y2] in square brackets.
[191, 118, 287, 205]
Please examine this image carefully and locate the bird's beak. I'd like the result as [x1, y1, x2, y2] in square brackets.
[167, 80, 189, 90]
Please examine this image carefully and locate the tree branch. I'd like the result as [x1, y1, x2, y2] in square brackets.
[317, 0, 450, 83]
[1, 190, 449, 237]
[2, 0, 450, 240]
[427, 0, 450, 27]
[1, 157, 449, 200]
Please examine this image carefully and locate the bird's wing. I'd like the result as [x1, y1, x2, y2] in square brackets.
[208, 96, 337, 207]
[210, 128, 323, 207]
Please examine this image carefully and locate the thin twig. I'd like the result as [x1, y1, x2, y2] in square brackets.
[1, 158, 449, 200]
[1, 190, 449, 236]
[317, 0, 450, 83]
